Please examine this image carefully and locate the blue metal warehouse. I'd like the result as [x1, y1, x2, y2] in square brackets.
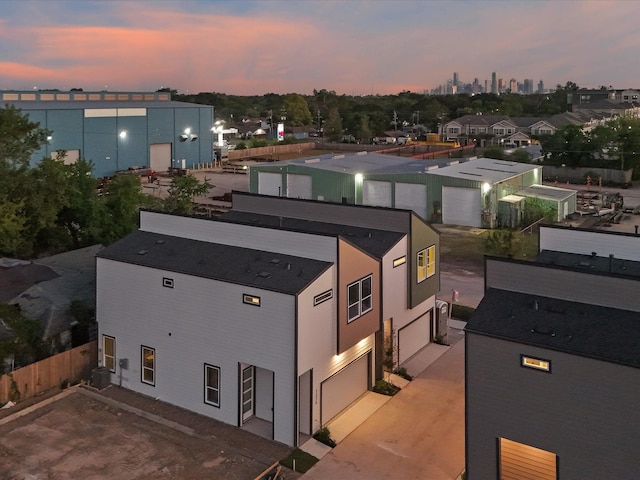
[1, 90, 215, 178]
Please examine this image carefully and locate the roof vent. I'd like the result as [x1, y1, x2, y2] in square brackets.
[591, 251, 597, 258]
[256, 271, 271, 278]
[155, 239, 165, 245]
[270, 258, 281, 264]
[137, 250, 148, 255]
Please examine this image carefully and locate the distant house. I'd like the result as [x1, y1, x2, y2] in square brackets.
[465, 225, 640, 479]
[96, 194, 440, 446]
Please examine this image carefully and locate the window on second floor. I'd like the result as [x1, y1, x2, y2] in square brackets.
[417, 245, 436, 283]
[348, 275, 372, 322]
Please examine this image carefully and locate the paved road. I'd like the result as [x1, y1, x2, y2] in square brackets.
[302, 341, 465, 480]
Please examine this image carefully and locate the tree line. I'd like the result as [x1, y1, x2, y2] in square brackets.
[168, 82, 577, 142]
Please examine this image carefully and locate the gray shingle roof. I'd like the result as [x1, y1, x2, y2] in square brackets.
[536, 250, 640, 278]
[466, 288, 640, 368]
[97, 231, 331, 295]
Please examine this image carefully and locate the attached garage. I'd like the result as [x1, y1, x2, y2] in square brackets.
[442, 186, 482, 227]
[395, 183, 428, 220]
[258, 172, 283, 196]
[499, 437, 557, 480]
[321, 352, 370, 424]
[363, 180, 392, 208]
[287, 173, 312, 199]
[150, 143, 171, 172]
[398, 311, 432, 364]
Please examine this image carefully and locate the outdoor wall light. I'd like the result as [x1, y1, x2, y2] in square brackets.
[179, 134, 189, 142]
[190, 134, 198, 141]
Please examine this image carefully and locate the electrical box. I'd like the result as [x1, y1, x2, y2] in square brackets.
[119, 358, 129, 369]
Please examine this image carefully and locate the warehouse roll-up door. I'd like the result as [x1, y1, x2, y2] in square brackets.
[363, 180, 392, 207]
[258, 172, 283, 196]
[442, 186, 482, 227]
[398, 311, 431, 364]
[150, 143, 171, 172]
[395, 183, 428, 220]
[500, 437, 557, 480]
[58, 149, 80, 165]
[321, 352, 370, 424]
[287, 174, 312, 199]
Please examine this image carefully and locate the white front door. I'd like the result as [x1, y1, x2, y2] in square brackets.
[241, 366, 255, 422]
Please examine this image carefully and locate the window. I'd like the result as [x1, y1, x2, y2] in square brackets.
[314, 289, 333, 306]
[141, 346, 156, 385]
[243, 294, 261, 306]
[163, 277, 174, 288]
[348, 275, 373, 322]
[521, 355, 551, 372]
[103, 335, 116, 373]
[393, 256, 406, 268]
[417, 245, 435, 283]
[204, 364, 221, 407]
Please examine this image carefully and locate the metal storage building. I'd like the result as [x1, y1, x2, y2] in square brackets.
[250, 153, 545, 228]
[1, 90, 215, 178]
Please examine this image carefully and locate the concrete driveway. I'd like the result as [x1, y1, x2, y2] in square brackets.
[302, 341, 465, 480]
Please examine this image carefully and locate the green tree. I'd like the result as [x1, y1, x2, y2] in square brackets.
[282, 94, 312, 126]
[163, 174, 212, 215]
[482, 230, 520, 257]
[355, 114, 372, 143]
[323, 108, 343, 142]
[0, 303, 48, 371]
[100, 174, 149, 243]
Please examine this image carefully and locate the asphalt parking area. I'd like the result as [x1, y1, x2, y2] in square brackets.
[0, 387, 299, 480]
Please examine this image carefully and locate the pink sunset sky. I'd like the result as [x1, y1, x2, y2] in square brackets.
[0, 0, 638, 95]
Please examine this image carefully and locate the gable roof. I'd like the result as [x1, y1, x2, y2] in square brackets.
[97, 230, 331, 295]
[466, 288, 640, 369]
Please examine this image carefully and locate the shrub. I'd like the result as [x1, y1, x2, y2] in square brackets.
[313, 427, 336, 448]
[372, 379, 401, 396]
[451, 304, 476, 321]
[392, 367, 413, 381]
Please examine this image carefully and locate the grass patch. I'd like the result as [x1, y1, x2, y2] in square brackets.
[279, 448, 319, 473]
[451, 304, 475, 321]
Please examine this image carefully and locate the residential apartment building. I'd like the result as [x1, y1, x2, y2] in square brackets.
[465, 225, 640, 479]
[96, 193, 440, 447]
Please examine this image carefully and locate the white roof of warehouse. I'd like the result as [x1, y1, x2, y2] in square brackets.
[516, 184, 576, 201]
[427, 157, 539, 184]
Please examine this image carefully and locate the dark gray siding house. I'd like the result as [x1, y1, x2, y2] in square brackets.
[465, 254, 640, 480]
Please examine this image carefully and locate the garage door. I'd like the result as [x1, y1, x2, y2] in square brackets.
[56, 149, 80, 165]
[395, 183, 428, 220]
[363, 180, 392, 207]
[321, 353, 370, 424]
[150, 143, 171, 172]
[258, 172, 283, 196]
[500, 437, 557, 480]
[442, 186, 482, 227]
[398, 312, 431, 364]
[287, 174, 312, 199]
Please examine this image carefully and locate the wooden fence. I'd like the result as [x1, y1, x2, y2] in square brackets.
[0, 341, 97, 404]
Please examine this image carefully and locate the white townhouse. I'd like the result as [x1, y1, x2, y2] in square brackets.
[96, 193, 440, 446]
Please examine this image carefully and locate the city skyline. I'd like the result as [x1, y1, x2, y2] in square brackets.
[1, 0, 638, 96]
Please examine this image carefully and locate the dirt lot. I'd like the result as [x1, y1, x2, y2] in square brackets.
[0, 386, 300, 480]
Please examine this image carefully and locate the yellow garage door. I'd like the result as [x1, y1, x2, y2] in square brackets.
[500, 437, 557, 480]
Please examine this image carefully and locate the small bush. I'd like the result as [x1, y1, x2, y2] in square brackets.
[313, 427, 336, 448]
[392, 367, 413, 381]
[372, 379, 401, 396]
[279, 448, 319, 473]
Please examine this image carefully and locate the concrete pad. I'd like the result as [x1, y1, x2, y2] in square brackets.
[326, 392, 391, 444]
[299, 438, 333, 459]
[402, 341, 450, 378]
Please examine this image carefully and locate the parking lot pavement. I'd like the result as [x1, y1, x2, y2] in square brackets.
[0, 386, 299, 480]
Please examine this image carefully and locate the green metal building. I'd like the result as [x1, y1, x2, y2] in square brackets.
[249, 153, 562, 228]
